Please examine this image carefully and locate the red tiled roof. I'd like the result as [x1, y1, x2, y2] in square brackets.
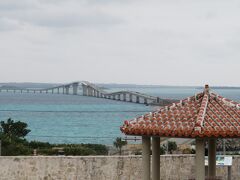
[120, 85, 240, 138]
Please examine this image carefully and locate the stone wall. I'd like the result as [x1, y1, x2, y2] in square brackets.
[0, 155, 239, 180]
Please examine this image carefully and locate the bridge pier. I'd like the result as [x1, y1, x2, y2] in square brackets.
[57, 88, 59, 94]
[72, 83, 78, 95]
[129, 94, 133, 102]
[88, 87, 92, 96]
[136, 96, 140, 103]
[144, 98, 148, 104]
[65, 86, 70, 95]
[117, 94, 120, 100]
[52, 89, 54, 94]
[123, 94, 126, 101]
[82, 85, 88, 96]
[96, 91, 100, 97]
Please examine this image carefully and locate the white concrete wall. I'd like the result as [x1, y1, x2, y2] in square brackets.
[0, 155, 239, 180]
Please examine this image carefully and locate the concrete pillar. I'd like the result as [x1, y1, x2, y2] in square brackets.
[123, 94, 126, 101]
[136, 96, 140, 103]
[117, 94, 120, 100]
[82, 85, 88, 96]
[73, 83, 78, 95]
[65, 86, 70, 95]
[129, 94, 133, 102]
[144, 98, 148, 104]
[152, 137, 160, 180]
[96, 91, 100, 97]
[196, 139, 205, 180]
[62, 87, 65, 94]
[142, 136, 151, 180]
[113, 95, 116, 100]
[52, 89, 54, 94]
[57, 88, 59, 94]
[208, 139, 216, 178]
[88, 87, 92, 96]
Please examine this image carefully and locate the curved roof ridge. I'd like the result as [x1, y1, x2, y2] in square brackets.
[210, 92, 240, 109]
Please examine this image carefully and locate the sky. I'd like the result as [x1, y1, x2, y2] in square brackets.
[0, 0, 240, 86]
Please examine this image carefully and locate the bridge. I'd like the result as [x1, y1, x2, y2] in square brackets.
[0, 81, 173, 105]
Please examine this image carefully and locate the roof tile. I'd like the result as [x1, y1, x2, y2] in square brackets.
[120, 85, 240, 138]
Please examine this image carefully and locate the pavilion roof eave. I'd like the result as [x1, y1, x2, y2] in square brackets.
[124, 133, 240, 139]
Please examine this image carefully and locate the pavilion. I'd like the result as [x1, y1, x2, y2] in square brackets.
[121, 85, 240, 180]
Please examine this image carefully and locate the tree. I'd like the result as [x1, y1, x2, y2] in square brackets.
[0, 118, 31, 141]
[113, 137, 127, 155]
[167, 141, 177, 154]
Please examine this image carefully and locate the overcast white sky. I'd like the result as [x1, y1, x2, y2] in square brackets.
[0, 0, 240, 86]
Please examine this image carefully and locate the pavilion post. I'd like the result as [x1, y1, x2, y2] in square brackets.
[196, 139, 205, 180]
[208, 139, 216, 178]
[142, 136, 151, 180]
[152, 137, 160, 180]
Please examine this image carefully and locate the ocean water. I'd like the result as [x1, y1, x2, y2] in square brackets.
[0, 87, 239, 145]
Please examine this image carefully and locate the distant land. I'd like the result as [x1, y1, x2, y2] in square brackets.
[0, 82, 240, 90]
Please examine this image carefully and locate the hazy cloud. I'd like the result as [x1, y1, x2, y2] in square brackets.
[0, 0, 240, 86]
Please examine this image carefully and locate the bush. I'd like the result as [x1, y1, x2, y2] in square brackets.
[28, 141, 52, 149]
[64, 147, 96, 156]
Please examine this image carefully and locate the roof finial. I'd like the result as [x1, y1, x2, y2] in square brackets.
[204, 84, 209, 94]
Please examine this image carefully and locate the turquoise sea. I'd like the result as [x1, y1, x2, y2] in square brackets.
[0, 86, 239, 144]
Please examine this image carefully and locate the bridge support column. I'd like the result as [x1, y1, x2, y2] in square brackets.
[82, 85, 88, 96]
[123, 94, 126, 101]
[129, 94, 132, 102]
[96, 91, 100, 97]
[144, 98, 148, 105]
[117, 94, 120, 100]
[52, 89, 54, 94]
[87, 87, 92, 96]
[136, 96, 140, 103]
[65, 86, 70, 95]
[72, 83, 78, 95]
[93, 89, 96, 97]
[57, 88, 59, 94]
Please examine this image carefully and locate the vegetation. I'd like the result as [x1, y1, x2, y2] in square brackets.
[0, 118, 108, 156]
[113, 137, 127, 155]
[167, 141, 177, 154]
